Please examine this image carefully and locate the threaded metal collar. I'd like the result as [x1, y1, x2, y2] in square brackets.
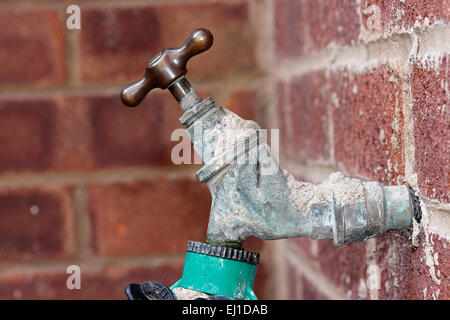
[186, 241, 260, 265]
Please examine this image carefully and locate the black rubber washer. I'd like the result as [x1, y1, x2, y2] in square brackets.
[125, 281, 175, 300]
[408, 187, 422, 223]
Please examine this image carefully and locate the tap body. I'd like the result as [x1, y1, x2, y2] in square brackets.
[177, 79, 415, 248]
[120, 29, 417, 249]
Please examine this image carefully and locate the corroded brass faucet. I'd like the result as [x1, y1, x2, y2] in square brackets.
[121, 29, 420, 299]
[121, 28, 419, 248]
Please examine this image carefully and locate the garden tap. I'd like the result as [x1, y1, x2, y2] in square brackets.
[121, 28, 419, 248]
[120, 29, 420, 299]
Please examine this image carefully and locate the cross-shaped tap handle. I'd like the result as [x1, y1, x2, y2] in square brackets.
[120, 29, 213, 107]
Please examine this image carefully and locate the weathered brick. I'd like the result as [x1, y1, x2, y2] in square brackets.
[0, 99, 56, 171]
[289, 237, 318, 261]
[291, 227, 450, 300]
[275, 0, 360, 58]
[80, 2, 255, 83]
[88, 93, 172, 167]
[252, 260, 270, 299]
[225, 89, 258, 121]
[278, 72, 330, 163]
[0, 96, 98, 173]
[0, 263, 182, 299]
[0, 186, 75, 261]
[362, 0, 450, 33]
[243, 236, 264, 252]
[88, 178, 211, 256]
[301, 276, 329, 300]
[0, 7, 65, 86]
[274, 0, 305, 58]
[376, 231, 449, 300]
[290, 235, 376, 299]
[286, 256, 302, 299]
[311, 239, 367, 299]
[0, 91, 192, 173]
[412, 56, 449, 203]
[52, 96, 95, 170]
[87, 89, 216, 168]
[277, 79, 294, 158]
[286, 255, 330, 300]
[332, 66, 405, 184]
[304, 0, 360, 52]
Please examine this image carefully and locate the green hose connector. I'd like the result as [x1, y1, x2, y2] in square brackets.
[170, 241, 259, 300]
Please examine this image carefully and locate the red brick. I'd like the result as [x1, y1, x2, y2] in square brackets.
[88, 178, 211, 256]
[277, 80, 292, 157]
[275, 0, 360, 58]
[52, 96, 95, 170]
[0, 7, 65, 87]
[286, 256, 330, 300]
[376, 231, 450, 300]
[276, 80, 287, 117]
[289, 237, 318, 261]
[0, 96, 98, 173]
[291, 228, 450, 300]
[225, 89, 258, 122]
[411, 56, 449, 203]
[315, 240, 367, 299]
[253, 260, 270, 299]
[0, 263, 182, 299]
[332, 66, 405, 184]
[301, 276, 329, 300]
[80, 2, 255, 84]
[0, 96, 96, 173]
[278, 72, 330, 163]
[289, 236, 369, 299]
[362, 0, 450, 33]
[88, 93, 173, 167]
[243, 236, 264, 252]
[87, 89, 218, 168]
[0, 99, 56, 171]
[0, 91, 192, 173]
[304, 0, 360, 52]
[274, 0, 305, 58]
[0, 186, 75, 261]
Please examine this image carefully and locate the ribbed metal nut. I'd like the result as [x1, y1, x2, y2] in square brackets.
[179, 97, 215, 126]
[186, 240, 260, 265]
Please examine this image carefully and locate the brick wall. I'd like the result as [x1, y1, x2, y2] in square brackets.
[0, 0, 448, 300]
[268, 0, 449, 300]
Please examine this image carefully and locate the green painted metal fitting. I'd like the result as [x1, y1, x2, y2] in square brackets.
[170, 241, 258, 300]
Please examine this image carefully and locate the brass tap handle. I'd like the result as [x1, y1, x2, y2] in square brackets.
[121, 28, 214, 107]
